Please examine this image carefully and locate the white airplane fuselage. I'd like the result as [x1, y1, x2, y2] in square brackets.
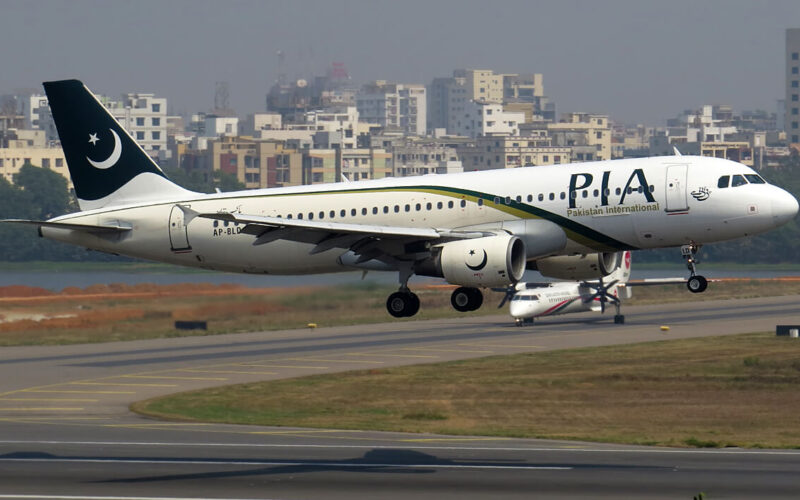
[508, 281, 606, 319]
[41, 155, 796, 276]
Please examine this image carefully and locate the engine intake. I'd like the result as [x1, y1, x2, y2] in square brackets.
[417, 234, 526, 287]
[534, 252, 622, 280]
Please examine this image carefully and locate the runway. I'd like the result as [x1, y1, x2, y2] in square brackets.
[0, 295, 798, 498]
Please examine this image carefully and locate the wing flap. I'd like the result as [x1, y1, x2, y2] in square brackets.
[1, 219, 132, 234]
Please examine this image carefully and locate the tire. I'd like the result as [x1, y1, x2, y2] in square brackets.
[687, 275, 708, 294]
[451, 287, 473, 312]
[467, 288, 483, 311]
[614, 315, 625, 324]
[387, 292, 410, 318]
[406, 292, 420, 317]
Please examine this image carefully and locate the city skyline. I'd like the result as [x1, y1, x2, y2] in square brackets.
[0, 0, 798, 124]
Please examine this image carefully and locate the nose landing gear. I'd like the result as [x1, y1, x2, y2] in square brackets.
[681, 243, 708, 293]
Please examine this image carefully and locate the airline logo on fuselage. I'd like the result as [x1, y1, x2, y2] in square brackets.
[566, 168, 660, 217]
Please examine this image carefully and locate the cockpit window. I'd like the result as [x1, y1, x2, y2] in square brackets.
[731, 175, 747, 187]
[717, 175, 730, 188]
[745, 174, 766, 184]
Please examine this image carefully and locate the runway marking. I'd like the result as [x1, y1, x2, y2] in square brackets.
[68, 382, 179, 387]
[238, 363, 329, 370]
[176, 369, 278, 376]
[120, 375, 228, 381]
[0, 398, 98, 402]
[458, 343, 543, 349]
[0, 496, 283, 500]
[1, 440, 798, 456]
[0, 456, 572, 471]
[25, 390, 135, 395]
[0, 407, 84, 411]
[400, 347, 494, 354]
[284, 357, 384, 364]
[346, 352, 439, 359]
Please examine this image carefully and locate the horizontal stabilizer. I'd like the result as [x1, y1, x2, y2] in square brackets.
[1, 219, 132, 234]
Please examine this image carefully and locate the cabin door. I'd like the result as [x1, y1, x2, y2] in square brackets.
[665, 164, 689, 212]
[169, 205, 192, 252]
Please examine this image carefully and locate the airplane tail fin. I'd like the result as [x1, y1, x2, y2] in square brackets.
[43, 79, 194, 211]
[608, 251, 632, 284]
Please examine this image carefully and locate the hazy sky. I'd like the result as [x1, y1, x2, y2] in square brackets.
[1, 0, 798, 124]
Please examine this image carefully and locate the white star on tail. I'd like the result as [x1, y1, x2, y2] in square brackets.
[88, 133, 99, 145]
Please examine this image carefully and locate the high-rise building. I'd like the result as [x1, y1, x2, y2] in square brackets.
[786, 28, 800, 143]
[357, 81, 426, 136]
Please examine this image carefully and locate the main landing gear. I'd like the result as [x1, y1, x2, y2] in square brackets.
[450, 287, 483, 312]
[681, 243, 708, 293]
[384, 264, 485, 317]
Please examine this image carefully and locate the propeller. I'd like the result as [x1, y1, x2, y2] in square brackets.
[492, 285, 516, 308]
[582, 277, 620, 314]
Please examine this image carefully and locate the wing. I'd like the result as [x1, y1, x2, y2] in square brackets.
[199, 212, 489, 265]
[1, 219, 132, 234]
[619, 278, 705, 287]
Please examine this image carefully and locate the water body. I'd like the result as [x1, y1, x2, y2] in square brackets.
[0, 267, 796, 292]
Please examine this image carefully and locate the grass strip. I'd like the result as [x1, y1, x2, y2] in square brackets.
[133, 332, 800, 449]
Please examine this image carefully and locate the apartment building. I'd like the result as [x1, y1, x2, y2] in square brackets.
[547, 113, 611, 161]
[450, 101, 525, 138]
[786, 28, 800, 143]
[457, 136, 571, 171]
[357, 81, 426, 136]
[0, 130, 69, 186]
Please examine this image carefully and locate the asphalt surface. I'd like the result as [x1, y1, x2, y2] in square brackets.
[0, 294, 799, 499]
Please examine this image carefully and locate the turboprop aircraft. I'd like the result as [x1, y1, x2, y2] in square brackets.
[2, 80, 798, 318]
[500, 250, 687, 326]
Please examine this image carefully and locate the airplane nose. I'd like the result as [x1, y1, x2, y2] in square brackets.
[771, 189, 799, 227]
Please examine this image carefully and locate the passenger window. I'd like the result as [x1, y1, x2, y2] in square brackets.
[416, 203, 421, 211]
[582, 190, 588, 198]
[477, 199, 483, 206]
[570, 191, 577, 199]
[372, 207, 378, 214]
[549, 193, 554, 201]
[560, 192, 566, 200]
[717, 176, 729, 188]
[298, 213, 303, 219]
[318, 211, 324, 219]
[437, 201, 443, 209]
[287, 214, 292, 219]
[448, 200, 454, 208]
[538, 194, 544, 201]
[731, 175, 747, 187]
[339, 209, 345, 217]
[362, 208, 367, 215]
[427, 202, 432, 210]
[351, 209, 356, 216]
[460, 200, 466, 208]
[405, 204, 410, 212]
[516, 195, 521, 203]
[593, 189, 599, 197]
[394, 205, 400, 213]
[615, 187, 621, 195]
[494, 197, 500, 204]
[383, 206, 389, 214]
[308, 213, 314, 220]
[745, 174, 766, 184]
[505, 196, 511, 204]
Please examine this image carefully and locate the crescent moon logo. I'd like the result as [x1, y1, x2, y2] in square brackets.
[466, 249, 488, 271]
[87, 128, 122, 170]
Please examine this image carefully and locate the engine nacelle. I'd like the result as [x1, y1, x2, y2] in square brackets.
[534, 252, 622, 280]
[429, 234, 526, 287]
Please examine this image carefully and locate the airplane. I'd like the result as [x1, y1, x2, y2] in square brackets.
[499, 250, 688, 326]
[2, 80, 798, 319]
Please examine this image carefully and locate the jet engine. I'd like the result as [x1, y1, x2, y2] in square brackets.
[416, 234, 526, 287]
[534, 252, 622, 280]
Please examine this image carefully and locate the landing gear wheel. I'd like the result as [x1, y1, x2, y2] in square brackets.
[386, 291, 420, 318]
[614, 314, 625, 324]
[687, 275, 708, 294]
[451, 287, 483, 312]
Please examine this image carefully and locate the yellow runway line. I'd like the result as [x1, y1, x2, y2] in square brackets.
[69, 381, 179, 387]
[177, 369, 278, 376]
[0, 407, 84, 411]
[401, 347, 493, 354]
[25, 389, 136, 394]
[121, 375, 228, 381]
[284, 357, 384, 365]
[347, 352, 439, 359]
[0, 398, 98, 402]
[458, 343, 543, 349]
[238, 363, 329, 370]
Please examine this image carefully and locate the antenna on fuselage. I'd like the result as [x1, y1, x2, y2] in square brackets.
[673, 146, 682, 156]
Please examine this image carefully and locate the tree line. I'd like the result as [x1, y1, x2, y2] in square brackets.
[1, 156, 798, 264]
